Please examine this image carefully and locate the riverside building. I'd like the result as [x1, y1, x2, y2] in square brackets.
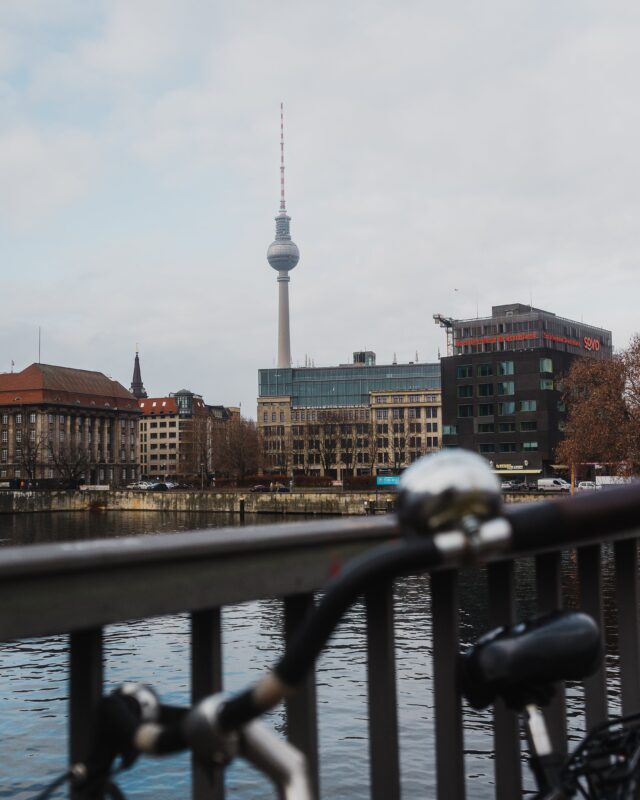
[257, 352, 441, 478]
[438, 303, 612, 479]
[138, 391, 238, 484]
[0, 363, 140, 485]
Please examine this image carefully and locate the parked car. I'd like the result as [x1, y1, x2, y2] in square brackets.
[148, 482, 168, 492]
[576, 481, 597, 492]
[501, 481, 516, 490]
[125, 482, 148, 490]
[537, 478, 570, 492]
[249, 484, 269, 493]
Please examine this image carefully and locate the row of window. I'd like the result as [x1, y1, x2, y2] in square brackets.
[458, 379, 554, 398]
[0, 467, 136, 480]
[1, 413, 136, 428]
[455, 359, 553, 379]
[371, 394, 439, 404]
[477, 421, 537, 433]
[478, 442, 539, 453]
[458, 401, 537, 417]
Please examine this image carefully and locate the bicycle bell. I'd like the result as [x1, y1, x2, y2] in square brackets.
[396, 450, 502, 535]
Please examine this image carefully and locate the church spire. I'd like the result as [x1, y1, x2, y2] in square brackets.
[130, 348, 147, 399]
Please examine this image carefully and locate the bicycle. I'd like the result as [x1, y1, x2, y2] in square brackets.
[31, 450, 640, 799]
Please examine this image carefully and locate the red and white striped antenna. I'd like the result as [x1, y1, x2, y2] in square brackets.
[280, 102, 286, 212]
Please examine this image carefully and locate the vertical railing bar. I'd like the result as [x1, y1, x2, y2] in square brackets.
[577, 544, 608, 729]
[191, 608, 224, 800]
[487, 560, 522, 799]
[365, 584, 401, 800]
[614, 538, 640, 715]
[70, 627, 104, 799]
[284, 593, 320, 799]
[535, 551, 567, 755]
[431, 569, 465, 800]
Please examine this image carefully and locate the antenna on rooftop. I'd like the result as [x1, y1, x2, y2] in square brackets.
[38, 327, 41, 363]
[10, 360, 14, 373]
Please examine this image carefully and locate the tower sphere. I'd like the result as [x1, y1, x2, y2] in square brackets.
[267, 237, 300, 272]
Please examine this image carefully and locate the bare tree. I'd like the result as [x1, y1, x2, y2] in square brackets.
[49, 442, 91, 483]
[212, 416, 262, 480]
[18, 433, 46, 480]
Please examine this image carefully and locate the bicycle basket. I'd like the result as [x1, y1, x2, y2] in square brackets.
[563, 712, 640, 799]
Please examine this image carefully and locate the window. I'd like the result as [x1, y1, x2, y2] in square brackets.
[478, 443, 495, 454]
[499, 442, 517, 453]
[497, 402, 516, 416]
[540, 379, 554, 391]
[409, 436, 421, 448]
[271, 413, 276, 422]
[392, 408, 404, 419]
[443, 424, 457, 435]
[498, 422, 516, 433]
[520, 421, 538, 432]
[477, 383, 493, 397]
[280, 412, 285, 423]
[523, 441, 538, 451]
[263, 412, 268, 423]
[0, 450, 6, 463]
[1, 414, 7, 424]
[457, 405, 473, 418]
[456, 365, 472, 379]
[498, 361, 514, 376]
[15, 430, 22, 443]
[520, 400, 537, 412]
[376, 409, 388, 420]
[29, 413, 36, 424]
[539, 358, 553, 373]
[29, 429, 36, 441]
[478, 404, 494, 416]
[1, 431, 6, 443]
[15, 414, 22, 425]
[477, 363, 492, 377]
[59, 415, 65, 424]
[557, 401, 566, 413]
[458, 385, 473, 398]
[477, 423, 494, 433]
[497, 382, 515, 396]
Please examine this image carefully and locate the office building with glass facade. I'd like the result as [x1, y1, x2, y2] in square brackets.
[258, 352, 441, 477]
[440, 304, 613, 479]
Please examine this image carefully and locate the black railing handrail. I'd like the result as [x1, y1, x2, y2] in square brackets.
[0, 515, 397, 580]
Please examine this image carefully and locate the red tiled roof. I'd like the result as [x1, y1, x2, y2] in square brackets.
[0, 363, 138, 410]
[139, 397, 179, 415]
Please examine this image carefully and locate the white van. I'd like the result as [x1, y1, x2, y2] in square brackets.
[537, 478, 570, 492]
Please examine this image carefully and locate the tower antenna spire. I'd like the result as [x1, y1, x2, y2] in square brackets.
[280, 102, 286, 212]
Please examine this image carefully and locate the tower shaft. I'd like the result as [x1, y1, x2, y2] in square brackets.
[277, 272, 291, 368]
[267, 103, 299, 369]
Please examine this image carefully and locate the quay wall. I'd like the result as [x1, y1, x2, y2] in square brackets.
[0, 489, 547, 515]
[0, 489, 400, 516]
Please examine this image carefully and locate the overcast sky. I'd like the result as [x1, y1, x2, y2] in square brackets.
[2, 1, 639, 415]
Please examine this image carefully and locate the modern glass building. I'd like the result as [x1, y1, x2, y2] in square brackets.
[258, 354, 441, 408]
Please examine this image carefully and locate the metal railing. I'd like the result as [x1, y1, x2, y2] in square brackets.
[1, 496, 640, 799]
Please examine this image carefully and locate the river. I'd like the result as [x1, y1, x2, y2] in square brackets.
[0, 512, 624, 799]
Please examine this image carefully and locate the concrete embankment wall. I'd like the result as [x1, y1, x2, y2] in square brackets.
[0, 490, 403, 516]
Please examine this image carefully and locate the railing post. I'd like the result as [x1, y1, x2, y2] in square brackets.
[191, 609, 224, 800]
[614, 538, 640, 714]
[487, 560, 521, 799]
[70, 627, 103, 798]
[535, 552, 567, 754]
[577, 544, 608, 728]
[284, 594, 320, 799]
[366, 584, 400, 800]
[431, 569, 465, 800]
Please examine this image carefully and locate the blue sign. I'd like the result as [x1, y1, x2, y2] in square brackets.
[376, 475, 401, 487]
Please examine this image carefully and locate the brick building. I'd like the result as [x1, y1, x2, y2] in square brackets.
[138, 390, 238, 484]
[0, 363, 140, 485]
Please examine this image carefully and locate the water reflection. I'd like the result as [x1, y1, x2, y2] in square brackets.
[0, 513, 626, 799]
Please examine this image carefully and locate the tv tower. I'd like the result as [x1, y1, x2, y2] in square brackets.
[267, 103, 300, 368]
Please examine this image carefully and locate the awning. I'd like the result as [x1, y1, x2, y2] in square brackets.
[493, 469, 542, 475]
